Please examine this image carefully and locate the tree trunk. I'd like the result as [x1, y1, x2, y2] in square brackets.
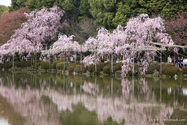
[80, 52, 82, 75]
[111, 54, 113, 75]
[75, 53, 77, 64]
[12, 56, 14, 73]
[5, 58, 7, 72]
[64, 54, 66, 73]
[35, 53, 37, 71]
[95, 56, 97, 75]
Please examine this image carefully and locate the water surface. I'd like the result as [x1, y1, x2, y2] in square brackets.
[0, 72, 186, 125]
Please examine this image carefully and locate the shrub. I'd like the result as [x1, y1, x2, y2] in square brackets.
[155, 63, 161, 72]
[67, 64, 76, 72]
[14, 61, 31, 68]
[182, 67, 187, 74]
[87, 63, 106, 74]
[154, 63, 172, 72]
[24, 61, 31, 67]
[52, 61, 57, 69]
[51, 61, 59, 69]
[103, 64, 111, 74]
[165, 67, 180, 76]
[75, 61, 80, 65]
[162, 63, 173, 74]
[103, 62, 110, 66]
[56, 62, 63, 70]
[113, 63, 122, 73]
[96, 63, 105, 74]
[40, 62, 49, 70]
[35, 60, 41, 67]
[60, 57, 65, 62]
[7, 62, 12, 69]
[87, 64, 95, 73]
[14, 57, 19, 61]
[74, 65, 87, 73]
[56, 62, 68, 70]
[146, 64, 155, 74]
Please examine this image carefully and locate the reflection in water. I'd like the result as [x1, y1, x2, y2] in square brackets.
[183, 88, 187, 96]
[0, 118, 10, 125]
[81, 81, 99, 96]
[0, 84, 60, 125]
[0, 73, 186, 125]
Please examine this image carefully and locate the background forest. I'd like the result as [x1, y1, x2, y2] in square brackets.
[0, 0, 187, 45]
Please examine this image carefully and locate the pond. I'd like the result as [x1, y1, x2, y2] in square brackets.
[0, 72, 186, 125]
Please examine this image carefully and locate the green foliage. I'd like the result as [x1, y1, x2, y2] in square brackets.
[162, 63, 174, 74]
[0, 63, 3, 69]
[165, 66, 180, 76]
[146, 64, 155, 74]
[79, 0, 91, 17]
[41, 0, 56, 8]
[56, 62, 63, 70]
[14, 60, 31, 67]
[0, 60, 32, 69]
[7, 62, 12, 69]
[103, 64, 111, 74]
[113, 63, 122, 73]
[9, 0, 187, 30]
[51, 61, 58, 69]
[87, 63, 107, 74]
[67, 64, 76, 72]
[96, 63, 105, 74]
[112, 2, 131, 27]
[146, 63, 175, 75]
[182, 67, 187, 74]
[40, 61, 49, 70]
[97, 117, 125, 125]
[74, 65, 87, 73]
[61, 0, 75, 11]
[56, 62, 68, 70]
[24, 60, 32, 67]
[155, 63, 161, 72]
[87, 64, 95, 73]
[0, 5, 9, 14]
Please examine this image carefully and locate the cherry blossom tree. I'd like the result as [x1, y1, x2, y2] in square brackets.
[42, 33, 81, 63]
[0, 6, 68, 59]
[83, 14, 174, 75]
[41, 33, 81, 70]
[0, 6, 68, 70]
[45, 34, 81, 55]
[120, 14, 174, 75]
[9, 6, 68, 54]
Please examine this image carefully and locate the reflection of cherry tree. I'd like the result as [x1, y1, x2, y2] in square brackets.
[0, 76, 176, 125]
[81, 81, 99, 96]
[121, 78, 154, 102]
[45, 90, 173, 125]
[121, 78, 132, 96]
[0, 85, 60, 125]
[44, 77, 174, 125]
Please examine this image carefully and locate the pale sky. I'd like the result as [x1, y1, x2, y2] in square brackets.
[0, 0, 11, 6]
